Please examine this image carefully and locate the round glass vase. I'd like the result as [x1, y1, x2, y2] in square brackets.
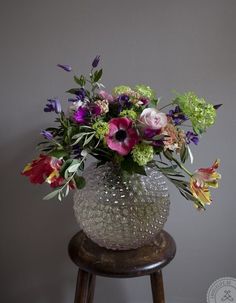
[73, 162, 170, 250]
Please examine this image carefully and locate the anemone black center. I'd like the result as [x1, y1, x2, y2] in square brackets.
[115, 129, 127, 142]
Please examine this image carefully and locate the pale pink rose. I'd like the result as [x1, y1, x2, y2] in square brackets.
[98, 90, 114, 102]
[140, 108, 167, 130]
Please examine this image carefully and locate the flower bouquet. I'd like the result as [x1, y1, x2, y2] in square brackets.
[22, 56, 221, 249]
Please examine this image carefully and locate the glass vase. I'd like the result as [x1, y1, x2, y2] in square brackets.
[73, 162, 170, 250]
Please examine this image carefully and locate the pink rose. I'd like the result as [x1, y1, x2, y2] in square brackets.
[98, 90, 114, 102]
[140, 108, 167, 130]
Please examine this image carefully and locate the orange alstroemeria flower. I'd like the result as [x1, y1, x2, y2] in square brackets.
[190, 159, 221, 206]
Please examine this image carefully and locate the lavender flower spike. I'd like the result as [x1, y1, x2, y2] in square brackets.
[40, 130, 53, 140]
[92, 55, 100, 68]
[44, 98, 62, 114]
[57, 64, 72, 72]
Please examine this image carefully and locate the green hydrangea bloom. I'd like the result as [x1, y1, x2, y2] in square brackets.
[131, 143, 154, 166]
[92, 121, 109, 139]
[174, 92, 216, 134]
[112, 85, 132, 96]
[119, 109, 138, 120]
[134, 84, 156, 100]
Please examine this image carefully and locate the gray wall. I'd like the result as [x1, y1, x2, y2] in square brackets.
[1, 1, 235, 302]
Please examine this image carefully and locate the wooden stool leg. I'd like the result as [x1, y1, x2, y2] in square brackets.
[74, 269, 94, 303]
[150, 270, 165, 303]
[87, 274, 96, 303]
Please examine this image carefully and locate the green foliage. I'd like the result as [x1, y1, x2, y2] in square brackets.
[93, 69, 103, 82]
[74, 75, 86, 86]
[174, 92, 216, 134]
[155, 161, 205, 210]
[74, 175, 86, 189]
[180, 144, 189, 163]
[134, 84, 156, 100]
[120, 156, 147, 175]
[131, 143, 154, 166]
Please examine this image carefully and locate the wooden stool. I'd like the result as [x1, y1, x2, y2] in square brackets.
[68, 230, 176, 303]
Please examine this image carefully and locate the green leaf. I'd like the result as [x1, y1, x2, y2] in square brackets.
[43, 189, 60, 200]
[83, 133, 95, 146]
[67, 163, 81, 173]
[121, 157, 147, 175]
[74, 175, 86, 189]
[163, 150, 173, 161]
[180, 144, 188, 163]
[60, 159, 73, 177]
[48, 150, 68, 158]
[74, 75, 86, 86]
[66, 88, 79, 94]
[152, 134, 165, 141]
[94, 69, 103, 82]
[150, 98, 160, 107]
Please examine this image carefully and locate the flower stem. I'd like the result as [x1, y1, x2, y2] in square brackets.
[172, 157, 193, 177]
[159, 103, 173, 110]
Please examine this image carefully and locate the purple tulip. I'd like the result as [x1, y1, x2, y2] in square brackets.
[186, 131, 199, 145]
[92, 55, 100, 68]
[57, 64, 72, 72]
[40, 130, 53, 140]
[73, 107, 88, 124]
[44, 98, 62, 114]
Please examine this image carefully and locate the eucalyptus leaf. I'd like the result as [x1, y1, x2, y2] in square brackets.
[43, 189, 60, 200]
[83, 133, 95, 146]
[67, 163, 81, 173]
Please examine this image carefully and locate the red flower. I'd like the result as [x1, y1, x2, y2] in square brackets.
[22, 154, 63, 187]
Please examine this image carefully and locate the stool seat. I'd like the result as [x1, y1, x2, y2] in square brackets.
[69, 230, 176, 303]
[68, 230, 176, 278]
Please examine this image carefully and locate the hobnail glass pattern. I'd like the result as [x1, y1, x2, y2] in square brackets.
[73, 162, 170, 250]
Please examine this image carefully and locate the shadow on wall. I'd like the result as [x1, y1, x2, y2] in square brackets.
[0, 130, 128, 303]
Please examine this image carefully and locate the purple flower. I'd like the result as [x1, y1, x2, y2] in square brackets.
[57, 64, 72, 72]
[168, 106, 188, 125]
[90, 104, 101, 116]
[68, 97, 79, 102]
[40, 130, 53, 140]
[144, 128, 160, 138]
[143, 128, 164, 147]
[213, 104, 223, 110]
[73, 107, 88, 124]
[186, 131, 199, 145]
[117, 94, 132, 109]
[44, 98, 62, 114]
[74, 88, 86, 101]
[92, 55, 100, 68]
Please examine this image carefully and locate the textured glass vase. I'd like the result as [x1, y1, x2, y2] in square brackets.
[73, 162, 170, 250]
